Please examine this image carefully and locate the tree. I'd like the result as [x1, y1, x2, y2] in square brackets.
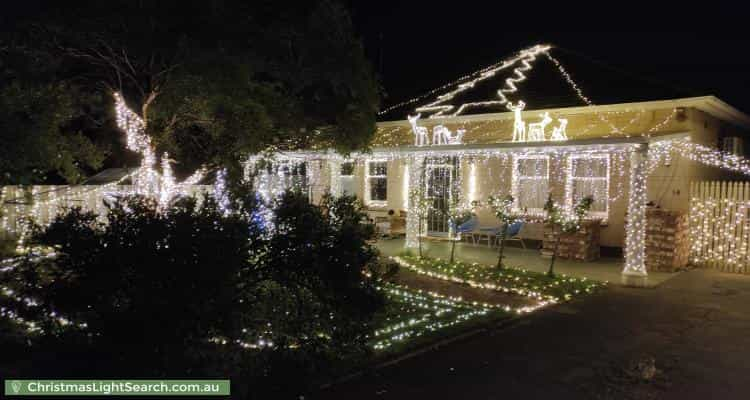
[445, 196, 474, 264]
[3, 0, 379, 184]
[487, 195, 522, 269]
[543, 195, 594, 277]
[0, 44, 108, 185]
[1, 190, 384, 397]
[408, 186, 432, 258]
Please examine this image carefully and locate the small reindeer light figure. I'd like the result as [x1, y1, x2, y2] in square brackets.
[550, 118, 568, 141]
[408, 114, 429, 146]
[527, 112, 552, 141]
[507, 101, 527, 142]
[433, 125, 449, 145]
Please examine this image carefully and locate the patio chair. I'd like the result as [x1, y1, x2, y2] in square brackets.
[452, 216, 478, 244]
[473, 226, 501, 248]
[494, 221, 526, 249]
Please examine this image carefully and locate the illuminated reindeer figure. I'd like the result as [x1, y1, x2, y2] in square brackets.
[507, 101, 527, 142]
[447, 128, 465, 145]
[408, 114, 429, 146]
[433, 125, 449, 145]
[550, 118, 568, 141]
[527, 112, 552, 141]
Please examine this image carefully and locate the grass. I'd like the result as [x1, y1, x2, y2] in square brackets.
[395, 254, 605, 303]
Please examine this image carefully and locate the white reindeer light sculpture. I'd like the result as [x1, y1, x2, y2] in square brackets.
[527, 112, 552, 141]
[550, 118, 568, 141]
[507, 101, 527, 142]
[408, 114, 429, 146]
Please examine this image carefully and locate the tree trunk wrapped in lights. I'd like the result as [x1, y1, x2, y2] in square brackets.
[488, 195, 521, 269]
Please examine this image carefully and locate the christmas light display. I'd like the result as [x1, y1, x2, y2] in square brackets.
[114, 92, 207, 207]
[622, 146, 648, 284]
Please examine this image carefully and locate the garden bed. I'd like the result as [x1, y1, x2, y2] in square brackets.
[393, 254, 604, 306]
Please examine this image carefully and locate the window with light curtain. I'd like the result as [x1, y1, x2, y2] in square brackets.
[568, 155, 609, 217]
[513, 155, 549, 212]
[366, 161, 387, 203]
[340, 162, 355, 196]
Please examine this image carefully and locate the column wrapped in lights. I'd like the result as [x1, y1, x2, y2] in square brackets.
[622, 145, 649, 286]
[405, 155, 425, 249]
[327, 159, 342, 197]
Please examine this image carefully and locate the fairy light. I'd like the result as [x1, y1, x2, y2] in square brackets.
[113, 92, 207, 208]
[622, 145, 648, 283]
[380, 44, 551, 117]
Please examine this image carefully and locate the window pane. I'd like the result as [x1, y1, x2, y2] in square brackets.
[368, 161, 387, 176]
[341, 177, 355, 196]
[341, 162, 354, 176]
[572, 180, 607, 212]
[517, 158, 547, 177]
[518, 178, 548, 210]
[572, 157, 607, 178]
[370, 177, 387, 201]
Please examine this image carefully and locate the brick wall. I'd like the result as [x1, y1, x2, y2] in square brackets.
[645, 208, 689, 272]
[541, 220, 601, 261]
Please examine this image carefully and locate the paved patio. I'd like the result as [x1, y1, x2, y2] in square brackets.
[376, 238, 678, 286]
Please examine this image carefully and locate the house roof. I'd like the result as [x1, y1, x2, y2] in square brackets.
[372, 44, 750, 148]
[379, 45, 703, 121]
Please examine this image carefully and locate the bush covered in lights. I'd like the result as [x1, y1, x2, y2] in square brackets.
[0, 191, 386, 397]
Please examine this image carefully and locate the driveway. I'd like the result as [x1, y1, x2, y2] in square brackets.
[315, 269, 750, 400]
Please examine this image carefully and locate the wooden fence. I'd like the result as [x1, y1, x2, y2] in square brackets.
[689, 181, 750, 273]
[1, 185, 212, 241]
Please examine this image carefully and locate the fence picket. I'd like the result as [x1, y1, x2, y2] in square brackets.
[687, 180, 750, 274]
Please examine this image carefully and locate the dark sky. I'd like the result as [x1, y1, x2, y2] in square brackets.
[349, 2, 750, 115]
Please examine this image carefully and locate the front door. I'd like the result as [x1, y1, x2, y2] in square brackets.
[425, 159, 456, 236]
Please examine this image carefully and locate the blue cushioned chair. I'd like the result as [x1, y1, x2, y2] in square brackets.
[453, 216, 479, 243]
[495, 221, 526, 249]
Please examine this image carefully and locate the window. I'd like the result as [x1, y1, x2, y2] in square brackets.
[512, 155, 549, 213]
[255, 159, 308, 200]
[365, 160, 388, 206]
[340, 161, 355, 196]
[567, 154, 609, 219]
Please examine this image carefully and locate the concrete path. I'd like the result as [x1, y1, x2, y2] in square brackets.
[377, 238, 678, 287]
[315, 269, 750, 400]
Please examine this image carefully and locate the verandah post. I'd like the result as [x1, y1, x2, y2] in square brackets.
[622, 144, 649, 287]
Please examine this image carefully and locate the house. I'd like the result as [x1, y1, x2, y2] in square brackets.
[247, 44, 750, 285]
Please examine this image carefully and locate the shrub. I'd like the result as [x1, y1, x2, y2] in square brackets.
[1, 191, 384, 397]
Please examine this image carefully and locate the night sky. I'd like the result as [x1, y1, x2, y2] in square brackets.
[350, 2, 750, 115]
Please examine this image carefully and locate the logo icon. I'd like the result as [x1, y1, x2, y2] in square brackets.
[11, 381, 22, 394]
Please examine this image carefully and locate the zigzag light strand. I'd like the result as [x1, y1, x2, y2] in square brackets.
[403, 44, 551, 118]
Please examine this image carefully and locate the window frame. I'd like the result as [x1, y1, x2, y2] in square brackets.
[511, 154, 550, 214]
[565, 153, 610, 221]
[365, 159, 388, 207]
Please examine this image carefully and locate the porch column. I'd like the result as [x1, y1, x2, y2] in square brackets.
[327, 159, 342, 197]
[622, 144, 649, 287]
[405, 155, 424, 249]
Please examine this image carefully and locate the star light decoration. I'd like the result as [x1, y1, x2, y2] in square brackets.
[113, 92, 206, 209]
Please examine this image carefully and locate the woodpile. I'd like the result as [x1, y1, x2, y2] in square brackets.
[541, 220, 601, 261]
[645, 208, 689, 272]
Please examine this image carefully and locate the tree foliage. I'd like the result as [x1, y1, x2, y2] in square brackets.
[2, 0, 380, 183]
[0, 44, 108, 184]
[0, 191, 384, 397]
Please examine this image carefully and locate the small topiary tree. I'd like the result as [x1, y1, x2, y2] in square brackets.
[487, 195, 522, 269]
[543, 195, 594, 277]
